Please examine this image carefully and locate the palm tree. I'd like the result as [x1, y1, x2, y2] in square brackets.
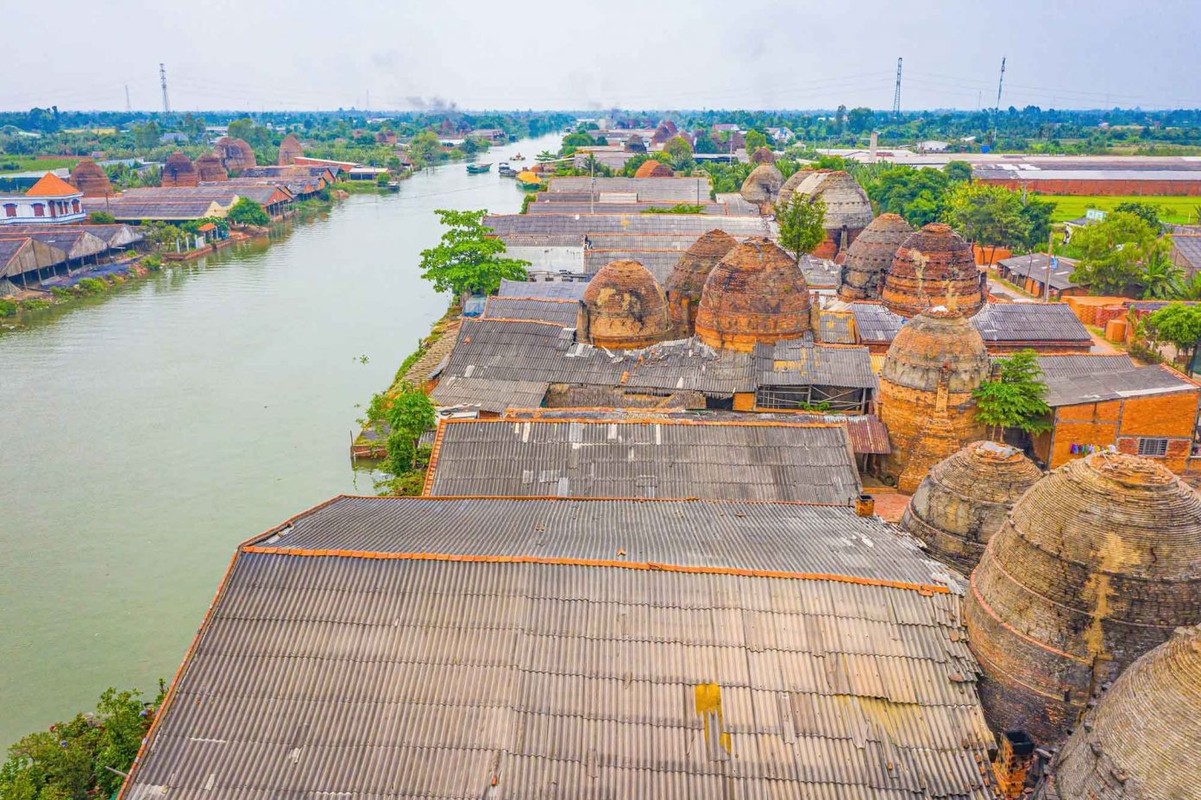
[1139, 245, 1184, 299]
[1178, 272, 1201, 301]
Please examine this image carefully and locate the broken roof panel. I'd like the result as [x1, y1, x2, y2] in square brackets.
[122, 496, 993, 800]
[482, 295, 579, 326]
[498, 278, 588, 300]
[756, 338, 878, 389]
[428, 376, 551, 414]
[423, 418, 861, 503]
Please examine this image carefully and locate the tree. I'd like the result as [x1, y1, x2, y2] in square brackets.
[847, 107, 875, 134]
[1113, 201, 1161, 230]
[943, 161, 973, 183]
[1138, 240, 1183, 299]
[776, 195, 827, 263]
[944, 182, 1030, 264]
[972, 350, 1052, 440]
[1018, 196, 1056, 250]
[367, 385, 435, 476]
[87, 211, 115, 224]
[226, 197, 270, 226]
[663, 135, 694, 171]
[1070, 211, 1160, 295]
[864, 165, 950, 227]
[179, 113, 205, 143]
[408, 129, 441, 169]
[131, 121, 160, 150]
[1146, 302, 1201, 368]
[418, 209, 529, 297]
[744, 129, 767, 155]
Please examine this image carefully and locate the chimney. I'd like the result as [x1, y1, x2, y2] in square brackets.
[868, 131, 879, 164]
[855, 494, 875, 517]
[993, 730, 1036, 799]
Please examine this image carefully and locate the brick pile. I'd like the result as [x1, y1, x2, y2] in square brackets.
[965, 452, 1201, 745]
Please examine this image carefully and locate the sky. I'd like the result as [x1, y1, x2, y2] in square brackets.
[5, 0, 1201, 112]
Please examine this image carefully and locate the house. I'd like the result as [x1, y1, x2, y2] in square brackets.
[0, 173, 85, 225]
[117, 495, 996, 799]
[1031, 354, 1201, 473]
[996, 253, 1085, 299]
[0, 236, 67, 287]
[421, 417, 862, 504]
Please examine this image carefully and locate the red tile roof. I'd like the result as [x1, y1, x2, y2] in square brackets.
[25, 172, 81, 198]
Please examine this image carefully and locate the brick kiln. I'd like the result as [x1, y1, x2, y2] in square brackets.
[213, 136, 257, 174]
[694, 237, 812, 352]
[161, 151, 198, 188]
[882, 222, 985, 318]
[900, 440, 1041, 574]
[738, 163, 784, 212]
[277, 133, 303, 166]
[965, 452, 1201, 745]
[576, 259, 671, 349]
[785, 170, 875, 258]
[1034, 624, 1201, 800]
[634, 160, 673, 178]
[837, 212, 913, 302]
[664, 229, 737, 338]
[68, 158, 112, 198]
[194, 153, 228, 182]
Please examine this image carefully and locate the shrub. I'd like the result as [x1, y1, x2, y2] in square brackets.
[0, 298, 16, 317]
[77, 277, 107, 295]
[142, 253, 163, 271]
[20, 298, 50, 312]
[50, 286, 72, 299]
[227, 197, 271, 226]
[88, 211, 116, 224]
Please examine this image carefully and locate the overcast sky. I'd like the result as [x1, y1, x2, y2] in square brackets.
[5, 0, 1200, 113]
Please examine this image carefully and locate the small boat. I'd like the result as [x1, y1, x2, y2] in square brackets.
[466, 162, 492, 174]
[510, 153, 526, 161]
[383, 180, 401, 192]
[516, 170, 542, 190]
[497, 162, 517, 177]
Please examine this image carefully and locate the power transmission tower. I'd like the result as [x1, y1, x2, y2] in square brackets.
[125, 84, 132, 112]
[992, 56, 1006, 142]
[892, 57, 903, 118]
[159, 63, 170, 114]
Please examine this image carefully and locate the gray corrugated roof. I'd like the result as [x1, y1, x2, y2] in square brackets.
[429, 375, 550, 413]
[484, 213, 769, 238]
[999, 254, 1080, 290]
[971, 303, 1091, 343]
[756, 339, 878, 389]
[498, 278, 588, 300]
[1172, 236, 1201, 270]
[849, 303, 905, 343]
[584, 249, 683, 282]
[546, 176, 711, 202]
[124, 496, 993, 799]
[816, 310, 857, 344]
[425, 419, 861, 503]
[483, 295, 579, 326]
[1042, 362, 1198, 407]
[1035, 354, 1136, 379]
[442, 319, 757, 397]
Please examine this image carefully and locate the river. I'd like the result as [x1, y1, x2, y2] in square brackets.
[0, 132, 563, 746]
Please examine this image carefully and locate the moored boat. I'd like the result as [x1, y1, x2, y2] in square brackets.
[466, 162, 493, 174]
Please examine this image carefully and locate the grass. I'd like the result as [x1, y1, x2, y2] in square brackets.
[1037, 194, 1201, 225]
[0, 156, 79, 173]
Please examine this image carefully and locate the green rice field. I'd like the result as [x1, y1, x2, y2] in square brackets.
[0, 156, 79, 173]
[1037, 194, 1201, 225]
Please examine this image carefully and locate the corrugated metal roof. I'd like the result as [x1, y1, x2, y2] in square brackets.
[585, 249, 685, 282]
[546, 176, 712, 202]
[1042, 362, 1198, 407]
[1171, 235, 1201, 270]
[483, 295, 579, 326]
[757, 338, 878, 389]
[816, 310, 857, 344]
[849, 303, 905, 343]
[424, 418, 861, 503]
[123, 496, 993, 799]
[971, 303, 1091, 343]
[498, 278, 588, 300]
[1035, 354, 1136, 379]
[484, 213, 769, 238]
[429, 376, 551, 413]
[999, 254, 1080, 290]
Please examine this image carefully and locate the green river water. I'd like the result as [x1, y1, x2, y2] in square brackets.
[0, 133, 562, 746]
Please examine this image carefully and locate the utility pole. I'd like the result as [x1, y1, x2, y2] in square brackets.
[124, 84, 132, 112]
[992, 56, 1006, 143]
[892, 57, 903, 118]
[159, 63, 170, 114]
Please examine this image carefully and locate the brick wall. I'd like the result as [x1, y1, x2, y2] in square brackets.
[1048, 391, 1199, 471]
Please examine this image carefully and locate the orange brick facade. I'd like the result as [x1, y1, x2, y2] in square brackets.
[1035, 390, 1200, 473]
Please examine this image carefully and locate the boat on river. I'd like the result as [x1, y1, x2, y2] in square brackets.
[497, 162, 518, 177]
[510, 153, 526, 161]
[516, 170, 542, 190]
[466, 162, 493, 174]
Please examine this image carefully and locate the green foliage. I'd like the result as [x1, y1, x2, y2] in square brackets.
[367, 385, 435, 476]
[0, 298, 16, 317]
[776, 194, 828, 262]
[86, 211, 115, 224]
[1113, 200, 1161, 230]
[0, 686, 161, 800]
[130, 121, 160, 150]
[973, 350, 1052, 438]
[640, 204, 704, 214]
[19, 298, 49, 312]
[1138, 246, 1183, 299]
[744, 129, 767, 155]
[141, 254, 163, 271]
[697, 160, 752, 196]
[943, 161, 973, 183]
[1018, 196, 1056, 250]
[846, 107, 875, 134]
[1070, 211, 1164, 295]
[663, 135, 694, 171]
[1147, 303, 1201, 366]
[49, 287, 71, 299]
[226, 117, 272, 150]
[408, 130, 442, 169]
[227, 197, 270, 226]
[944, 182, 1030, 253]
[76, 277, 106, 295]
[863, 165, 950, 227]
[418, 209, 529, 296]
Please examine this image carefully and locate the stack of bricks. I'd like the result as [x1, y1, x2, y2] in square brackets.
[694, 237, 812, 352]
[965, 452, 1201, 746]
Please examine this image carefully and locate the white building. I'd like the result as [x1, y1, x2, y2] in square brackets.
[0, 173, 85, 225]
